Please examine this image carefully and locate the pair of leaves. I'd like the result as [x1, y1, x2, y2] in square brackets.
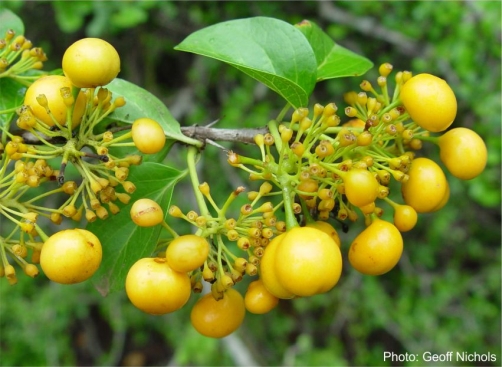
[109, 18, 372, 129]
[175, 17, 373, 108]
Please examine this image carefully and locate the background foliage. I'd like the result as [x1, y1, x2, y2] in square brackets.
[0, 1, 500, 366]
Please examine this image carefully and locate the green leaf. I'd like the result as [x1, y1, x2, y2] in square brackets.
[0, 8, 24, 36]
[175, 16, 317, 108]
[0, 77, 25, 128]
[88, 162, 187, 295]
[295, 20, 373, 81]
[106, 78, 202, 147]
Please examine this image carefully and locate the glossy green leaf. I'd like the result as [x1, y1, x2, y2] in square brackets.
[0, 8, 24, 36]
[88, 162, 187, 295]
[295, 20, 373, 81]
[106, 78, 202, 147]
[175, 16, 317, 108]
[0, 77, 25, 128]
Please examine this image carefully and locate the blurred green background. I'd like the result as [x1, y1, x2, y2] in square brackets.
[0, 1, 500, 366]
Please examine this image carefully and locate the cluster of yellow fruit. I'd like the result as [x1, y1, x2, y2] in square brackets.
[233, 69, 486, 279]
[124, 178, 288, 337]
[122, 65, 487, 338]
[0, 36, 166, 285]
[2, 28, 488, 341]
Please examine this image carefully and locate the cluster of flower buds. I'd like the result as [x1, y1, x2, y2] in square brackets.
[0, 29, 47, 80]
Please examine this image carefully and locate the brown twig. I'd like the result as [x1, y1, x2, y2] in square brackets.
[180, 125, 268, 145]
[9, 125, 268, 147]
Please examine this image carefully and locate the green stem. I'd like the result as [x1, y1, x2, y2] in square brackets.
[279, 176, 299, 229]
[0, 206, 23, 226]
[300, 198, 316, 225]
[23, 204, 61, 214]
[267, 119, 283, 153]
[219, 238, 238, 261]
[8, 75, 41, 86]
[106, 142, 136, 148]
[66, 86, 83, 131]
[10, 73, 43, 80]
[101, 131, 133, 147]
[237, 155, 266, 167]
[0, 106, 21, 115]
[0, 166, 16, 186]
[215, 235, 226, 278]
[379, 98, 402, 115]
[276, 102, 292, 124]
[186, 146, 209, 217]
[34, 223, 50, 242]
[28, 128, 62, 150]
[219, 190, 241, 220]
[383, 196, 398, 209]
[0, 237, 10, 269]
[18, 153, 61, 160]
[414, 134, 439, 144]
[380, 83, 390, 106]
[9, 182, 30, 201]
[23, 186, 64, 204]
[0, 152, 11, 179]
[161, 220, 179, 238]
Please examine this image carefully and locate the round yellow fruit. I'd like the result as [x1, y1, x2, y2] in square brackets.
[40, 229, 102, 284]
[125, 257, 191, 315]
[349, 218, 403, 275]
[62, 38, 120, 88]
[400, 73, 457, 132]
[24, 75, 86, 127]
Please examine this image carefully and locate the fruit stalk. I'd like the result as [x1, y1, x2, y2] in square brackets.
[186, 146, 209, 217]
